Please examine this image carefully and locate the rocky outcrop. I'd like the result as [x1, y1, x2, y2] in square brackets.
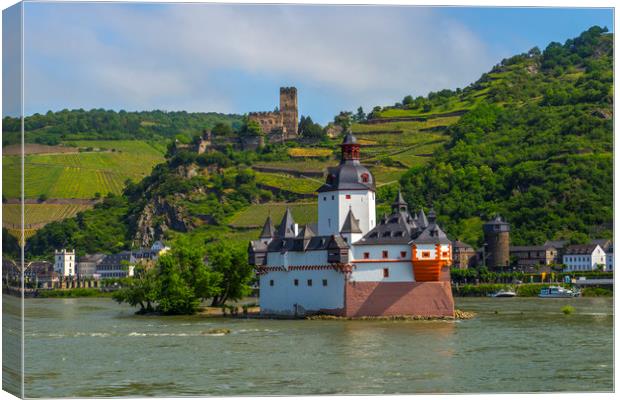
[135, 195, 194, 247]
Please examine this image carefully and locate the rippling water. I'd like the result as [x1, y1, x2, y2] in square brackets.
[8, 295, 614, 396]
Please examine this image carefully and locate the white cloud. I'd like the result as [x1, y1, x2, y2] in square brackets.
[23, 3, 495, 119]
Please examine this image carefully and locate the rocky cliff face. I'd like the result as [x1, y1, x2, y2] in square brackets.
[134, 194, 194, 247]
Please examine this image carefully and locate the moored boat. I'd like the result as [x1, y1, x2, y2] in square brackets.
[489, 290, 516, 297]
[538, 286, 579, 298]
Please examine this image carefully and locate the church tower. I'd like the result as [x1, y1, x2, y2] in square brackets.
[317, 133, 376, 237]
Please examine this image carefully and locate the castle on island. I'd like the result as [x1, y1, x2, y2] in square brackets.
[249, 132, 454, 318]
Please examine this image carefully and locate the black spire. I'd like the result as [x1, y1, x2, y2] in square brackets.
[427, 208, 437, 224]
[341, 209, 362, 234]
[276, 207, 297, 238]
[259, 215, 275, 239]
[417, 208, 429, 228]
[392, 190, 408, 212]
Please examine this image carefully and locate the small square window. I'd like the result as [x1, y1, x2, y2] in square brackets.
[294, 279, 299, 286]
[322, 279, 328, 287]
[269, 280, 274, 286]
[363, 252, 370, 259]
[422, 251, 430, 258]
[382, 250, 388, 258]
[383, 268, 389, 278]
[442, 251, 449, 257]
[400, 251, 407, 258]
[346, 194, 351, 199]
[307, 279, 313, 286]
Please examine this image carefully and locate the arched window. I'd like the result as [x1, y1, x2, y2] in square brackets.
[361, 173, 369, 183]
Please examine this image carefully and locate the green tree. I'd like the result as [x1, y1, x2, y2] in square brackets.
[207, 242, 254, 306]
[112, 266, 159, 314]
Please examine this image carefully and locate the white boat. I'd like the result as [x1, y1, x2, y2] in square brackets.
[538, 286, 580, 298]
[490, 290, 516, 298]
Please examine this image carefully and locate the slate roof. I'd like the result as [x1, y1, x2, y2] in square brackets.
[510, 245, 554, 252]
[276, 208, 297, 238]
[266, 235, 348, 253]
[259, 215, 276, 239]
[412, 209, 451, 245]
[318, 164, 376, 192]
[544, 240, 569, 249]
[564, 244, 601, 255]
[341, 209, 362, 234]
[416, 208, 428, 229]
[317, 133, 375, 193]
[590, 239, 612, 251]
[358, 192, 419, 245]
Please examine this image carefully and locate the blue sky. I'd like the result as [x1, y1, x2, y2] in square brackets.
[3, 3, 614, 123]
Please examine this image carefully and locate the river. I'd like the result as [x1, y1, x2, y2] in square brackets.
[3, 295, 614, 396]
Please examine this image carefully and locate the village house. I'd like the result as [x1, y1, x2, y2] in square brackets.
[562, 244, 607, 272]
[605, 245, 613, 271]
[509, 245, 558, 270]
[249, 132, 454, 318]
[452, 240, 477, 269]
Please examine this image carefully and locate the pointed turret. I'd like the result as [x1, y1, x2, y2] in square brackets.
[276, 207, 297, 238]
[298, 224, 315, 249]
[417, 208, 429, 228]
[392, 190, 408, 213]
[427, 207, 437, 224]
[259, 215, 276, 239]
[341, 209, 362, 234]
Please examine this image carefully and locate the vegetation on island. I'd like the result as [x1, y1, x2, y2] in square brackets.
[112, 240, 253, 314]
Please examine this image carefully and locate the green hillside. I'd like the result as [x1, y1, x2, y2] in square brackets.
[2, 140, 166, 199]
[2, 109, 244, 146]
[8, 26, 613, 260]
[400, 26, 613, 246]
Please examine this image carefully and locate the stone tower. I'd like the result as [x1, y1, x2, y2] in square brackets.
[483, 215, 510, 269]
[279, 87, 298, 138]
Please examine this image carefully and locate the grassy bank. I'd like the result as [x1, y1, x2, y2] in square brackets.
[452, 283, 613, 297]
[36, 288, 113, 298]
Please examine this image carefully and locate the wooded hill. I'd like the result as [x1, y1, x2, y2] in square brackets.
[2, 109, 244, 146]
[398, 26, 612, 246]
[5, 26, 613, 259]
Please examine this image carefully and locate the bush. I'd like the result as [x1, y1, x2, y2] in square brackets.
[561, 305, 575, 315]
[581, 287, 612, 297]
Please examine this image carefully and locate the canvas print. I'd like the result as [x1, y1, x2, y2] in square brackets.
[1, 1, 615, 397]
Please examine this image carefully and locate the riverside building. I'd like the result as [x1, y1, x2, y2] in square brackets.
[249, 133, 454, 317]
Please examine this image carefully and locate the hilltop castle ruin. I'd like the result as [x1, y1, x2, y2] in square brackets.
[248, 87, 299, 140]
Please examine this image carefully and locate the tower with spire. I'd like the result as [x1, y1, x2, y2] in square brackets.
[317, 132, 376, 237]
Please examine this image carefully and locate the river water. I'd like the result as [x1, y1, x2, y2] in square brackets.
[6, 295, 614, 396]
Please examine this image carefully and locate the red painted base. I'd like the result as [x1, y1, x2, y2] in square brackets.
[344, 281, 455, 318]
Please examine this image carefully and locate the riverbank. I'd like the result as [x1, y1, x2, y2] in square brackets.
[452, 283, 613, 297]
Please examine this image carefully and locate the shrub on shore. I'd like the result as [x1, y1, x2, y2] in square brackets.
[37, 288, 110, 298]
[581, 287, 613, 297]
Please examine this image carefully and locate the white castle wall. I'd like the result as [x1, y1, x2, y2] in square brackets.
[259, 269, 345, 315]
[350, 243, 414, 282]
[317, 189, 376, 237]
[350, 262, 414, 282]
[266, 250, 329, 268]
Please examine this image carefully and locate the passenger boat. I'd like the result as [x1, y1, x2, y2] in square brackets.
[538, 286, 579, 298]
[489, 290, 516, 298]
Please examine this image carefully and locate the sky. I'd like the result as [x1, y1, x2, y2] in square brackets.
[2, 2, 614, 123]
